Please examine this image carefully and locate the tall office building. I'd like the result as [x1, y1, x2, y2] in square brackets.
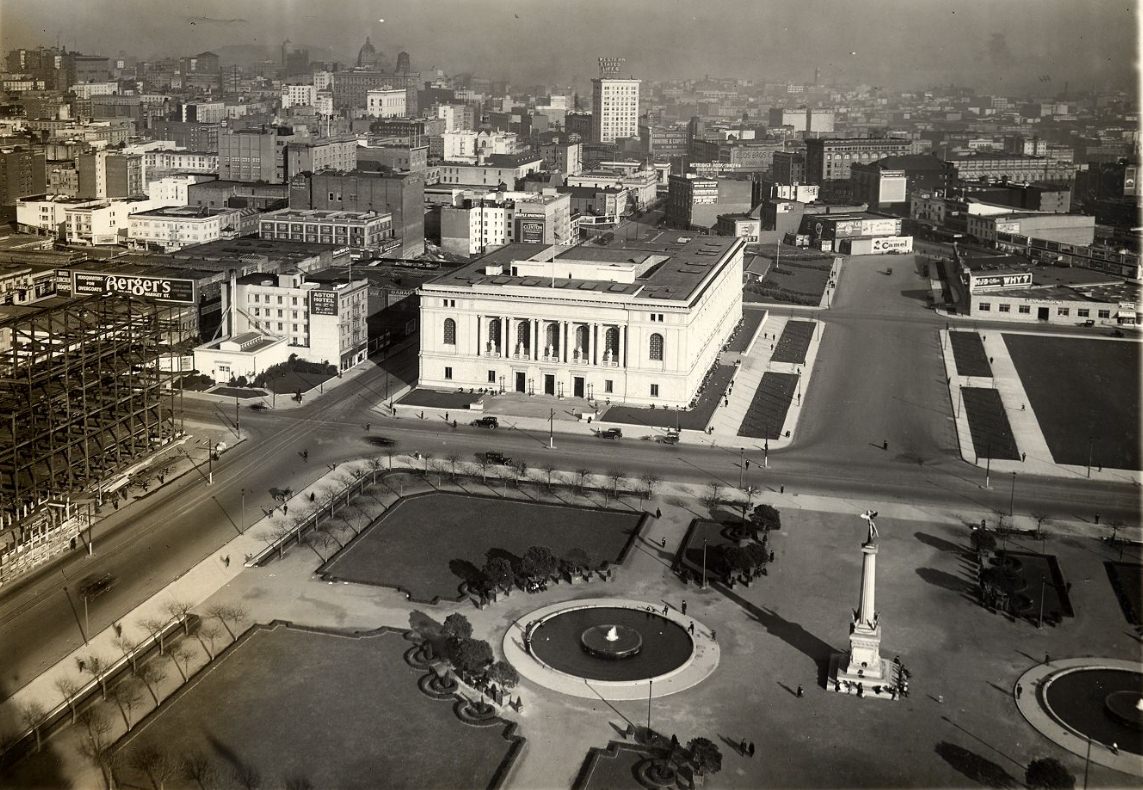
[591, 78, 640, 144]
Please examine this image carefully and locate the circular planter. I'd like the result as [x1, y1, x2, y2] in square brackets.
[418, 671, 459, 700]
[635, 758, 678, 789]
[454, 698, 501, 726]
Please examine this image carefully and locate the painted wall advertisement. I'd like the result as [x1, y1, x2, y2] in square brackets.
[71, 271, 196, 303]
[309, 289, 339, 316]
[516, 216, 546, 243]
[870, 236, 914, 253]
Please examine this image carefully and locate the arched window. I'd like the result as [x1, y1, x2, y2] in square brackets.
[649, 333, 664, 361]
[443, 318, 456, 345]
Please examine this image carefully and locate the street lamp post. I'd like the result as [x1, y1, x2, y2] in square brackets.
[241, 487, 246, 533]
[702, 538, 709, 589]
[738, 447, 745, 490]
[548, 408, 555, 449]
[1086, 436, 1094, 478]
[1037, 577, 1047, 628]
[235, 396, 240, 435]
[1009, 472, 1016, 517]
[82, 592, 89, 645]
[206, 442, 214, 485]
[983, 443, 991, 489]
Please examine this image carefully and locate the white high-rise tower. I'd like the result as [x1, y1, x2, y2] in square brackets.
[591, 77, 640, 144]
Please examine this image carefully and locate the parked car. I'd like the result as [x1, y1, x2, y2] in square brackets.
[1081, 320, 1095, 328]
[656, 431, 681, 445]
[249, 402, 270, 410]
[477, 451, 512, 465]
[598, 428, 623, 440]
[78, 573, 114, 599]
[471, 416, 499, 429]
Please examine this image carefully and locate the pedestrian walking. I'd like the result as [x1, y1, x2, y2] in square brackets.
[688, 621, 695, 635]
[1045, 652, 1051, 664]
[1016, 684, 1022, 699]
[302, 449, 309, 461]
[77, 658, 86, 673]
[769, 550, 775, 562]
[747, 742, 755, 757]
[779, 484, 785, 494]
[1021, 404, 1025, 411]
[445, 412, 449, 422]
[365, 423, 371, 431]
[114, 622, 122, 638]
[1094, 513, 1101, 524]
[681, 599, 687, 615]
[655, 507, 661, 519]
[1021, 452, 1026, 462]
[309, 492, 316, 502]
[796, 685, 804, 697]
[663, 604, 669, 615]
[883, 440, 889, 451]
[739, 739, 748, 756]
[660, 537, 667, 548]
[283, 504, 288, 515]
[1111, 742, 1119, 755]
[711, 629, 717, 642]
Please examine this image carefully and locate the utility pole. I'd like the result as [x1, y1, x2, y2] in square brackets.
[549, 408, 555, 449]
[235, 396, 240, 436]
[983, 443, 991, 489]
[1009, 472, 1016, 517]
[1086, 436, 1093, 478]
[702, 538, 709, 589]
[739, 447, 745, 489]
[241, 487, 246, 533]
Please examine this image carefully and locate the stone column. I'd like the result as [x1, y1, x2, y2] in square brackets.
[562, 322, 569, 363]
[857, 541, 877, 629]
[592, 323, 599, 366]
[619, 325, 627, 368]
[533, 318, 540, 360]
[505, 315, 512, 357]
[476, 314, 482, 357]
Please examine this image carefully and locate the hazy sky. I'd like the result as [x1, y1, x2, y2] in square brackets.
[1, 0, 1138, 94]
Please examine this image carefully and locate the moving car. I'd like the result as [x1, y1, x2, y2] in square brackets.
[477, 451, 512, 465]
[598, 428, 623, 440]
[656, 430, 681, 445]
[78, 573, 114, 599]
[470, 416, 499, 429]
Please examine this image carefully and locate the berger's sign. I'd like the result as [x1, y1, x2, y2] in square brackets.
[72, 272, 197, 304]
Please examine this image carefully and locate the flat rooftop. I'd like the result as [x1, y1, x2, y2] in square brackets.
[426, 236, 742, 303]
[261, 209, 390, 224]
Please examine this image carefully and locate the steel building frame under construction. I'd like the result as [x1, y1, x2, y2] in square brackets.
[0, 295, 184, 517]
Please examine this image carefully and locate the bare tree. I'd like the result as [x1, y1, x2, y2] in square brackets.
[139, 616, 169, 654]
[515, 460, 529, 486]
[499, 466, 514, 494]
[54, 676, 81, 723]
[113, 634, 139, 675]
[165, 600, 193, 636]
[303, 529, 334, 562]
[576, 468, 592, 495]
[447, 454, 461, 481]
[384, 448, 396, 470]
[260, 521, 293, 560]
[214, 604, 248, 641]
[607, 470, 624, 500]
[137, 662, 166, 707]
[83, 653, 110, 699]
[541, 462, 556, 491]
[18, 702, 46, 752]
[129, 743, 177, 790]
[366, 456, 383, 485]
[110, 677, 144, 731]
[76, 708, 115, 786]
[167, 643, 194, 683]
[182, 751, 217, 790]
[640, 472, 661, 503]
[321, 487, 340, 520]
[704, 481, 723, 511]
[477, 454, 491, 483]
[741, 484, 762, 523]
[422, 452, 435, 481]
[194, 622, 223, 660]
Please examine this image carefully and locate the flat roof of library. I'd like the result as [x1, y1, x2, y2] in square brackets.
[426, 236, 742, 302]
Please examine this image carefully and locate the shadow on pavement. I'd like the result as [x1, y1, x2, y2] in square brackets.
[934, 740, 1018, 788]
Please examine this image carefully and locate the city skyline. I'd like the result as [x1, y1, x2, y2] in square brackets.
[0, 0, 1138, 93]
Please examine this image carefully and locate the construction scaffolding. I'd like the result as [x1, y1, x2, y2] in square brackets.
[0, 294, 186, 521]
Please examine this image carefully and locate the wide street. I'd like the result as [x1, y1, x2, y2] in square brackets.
[1, 247, 1139, 703]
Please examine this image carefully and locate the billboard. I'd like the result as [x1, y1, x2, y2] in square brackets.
[970, 272, 1033, 291]
[71, 271, 196, 303]
[870, 236, 914, 253]
[55, 269, 73, 296]
[859, 217, 902, 237]
[516, 216, 546, 243]
[309, 289, 339, 316]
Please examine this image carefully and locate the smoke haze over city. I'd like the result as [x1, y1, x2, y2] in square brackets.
[1, 0, 1138, 93]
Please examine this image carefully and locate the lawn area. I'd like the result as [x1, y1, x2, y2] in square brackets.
[112, 623, 522, 790]
[210, 386, 269, 399]
[772, 320, 815, 364]
[1105, 561, 1142, 625]
[400, 389, 485, 409]
[949, 332, 992, 377]
[603, 365, 735, 431]
[990, 551, 1073, 624]
[261, 369, 336, 396]
[744, 250, 833, 306]
[961, 387, 1020, 460]
[1003, 335, 1141, 470]
[737, 372, 798, 440]
[574, 742, 658, 789]
[320, 493, 642, 601]
[725, 308, 767, 354]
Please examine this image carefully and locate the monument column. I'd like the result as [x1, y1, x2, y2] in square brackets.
[830, 511, 894, 699]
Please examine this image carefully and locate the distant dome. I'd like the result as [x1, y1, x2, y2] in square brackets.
[357, 37, 379, 67]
